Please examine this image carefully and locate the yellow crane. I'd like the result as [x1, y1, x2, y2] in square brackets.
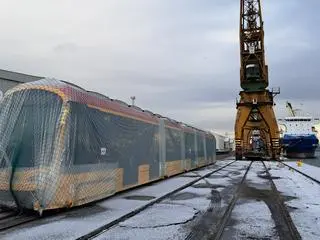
[234, 0, 280, 160]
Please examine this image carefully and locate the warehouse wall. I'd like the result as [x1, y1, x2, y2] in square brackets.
[0, 69, 43, 97]
[0, 79, 19, 94]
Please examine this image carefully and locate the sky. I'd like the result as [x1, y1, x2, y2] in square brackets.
[0, 0, 319, 135]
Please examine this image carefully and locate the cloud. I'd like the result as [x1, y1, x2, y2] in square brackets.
[53, 43, 79, 53]
[0, 0, 319, 134]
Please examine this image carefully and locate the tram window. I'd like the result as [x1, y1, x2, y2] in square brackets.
[197, 135, 204, 158]
[206, 138, 214, 160]
[70, 103, 158, 166]
[185, 132, 195, 160]
[165, 128, 181, 161]
[69, 103, 113, 165]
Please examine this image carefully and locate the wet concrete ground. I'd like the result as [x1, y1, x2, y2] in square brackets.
[183, 162, 284, 240]
[0, 159, 236, 240]
[2, 158, 319, 239]
[221, 163, 282, 240]
[269, 162, 320, 240]
[185, 163, 250, 240]
[95, 161, 252, 240]
[285, 149, 320, 167]
[96, 160, 316, 240]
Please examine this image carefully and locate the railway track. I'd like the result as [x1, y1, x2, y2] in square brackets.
[0, 207, 38, 232]
[76, 160, 240, 240]
[206, 161, 302, 240]
[261, 161, 302, 240]
[279, 161, 320, 185]
[207, 161, 253, 240]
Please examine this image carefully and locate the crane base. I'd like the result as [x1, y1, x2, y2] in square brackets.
[234, 90, 280, 160]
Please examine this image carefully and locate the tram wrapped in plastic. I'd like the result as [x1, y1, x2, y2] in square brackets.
[0, 79, 216, 213]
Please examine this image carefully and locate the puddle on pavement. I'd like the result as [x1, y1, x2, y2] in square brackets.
[239, 183, 295, 201]
[239, 181, 298, 204]
[230, 171, 242, 176]
[247, 236, 273, 240]
[124, 195, 156, 201]
[208, 174, 229, 179]
[181, 174, 199, 178]
[281, 195, 297, 202]
[207, 189, 222, 204]
[185, 188, 223, 239]
[286, 205, 299, 212]
[169, 192, 202, 200]
[211, 184, 226, 189]
[192, 183, 225, 189]
[208, 170, 244, 180]
[257, 172, 281, 180]
[192, 182, 212, 188]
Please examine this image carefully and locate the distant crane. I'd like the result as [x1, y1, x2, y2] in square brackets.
[285, 101, 301, 117]
[234, 0, 280, 160]
[285, 101, 305, 117]
[285, 101, 295, 117]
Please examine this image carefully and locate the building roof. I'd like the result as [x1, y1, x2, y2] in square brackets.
[0, 69, 43, 83]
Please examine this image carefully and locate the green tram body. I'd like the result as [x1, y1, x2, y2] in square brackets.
[0, 79, 217, 213]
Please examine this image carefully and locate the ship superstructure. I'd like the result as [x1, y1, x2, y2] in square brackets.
[280, 102, 319, 158]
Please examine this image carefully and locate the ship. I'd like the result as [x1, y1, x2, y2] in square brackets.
[279, 102, 319, 158]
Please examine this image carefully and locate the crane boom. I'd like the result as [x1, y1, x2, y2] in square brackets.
[240, 0, 268, 91]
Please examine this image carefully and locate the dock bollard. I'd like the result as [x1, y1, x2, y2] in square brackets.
[297, 160, 303, 167]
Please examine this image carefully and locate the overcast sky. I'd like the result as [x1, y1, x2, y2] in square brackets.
[0, 0, 319, 134]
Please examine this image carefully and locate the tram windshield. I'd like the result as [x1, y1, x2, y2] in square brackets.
[0, 89, 62, 168]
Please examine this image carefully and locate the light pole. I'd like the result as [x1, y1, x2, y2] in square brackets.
[130, 96, 136, 106]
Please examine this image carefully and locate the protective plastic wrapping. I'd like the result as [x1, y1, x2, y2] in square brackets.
[0, 78, 216, 212]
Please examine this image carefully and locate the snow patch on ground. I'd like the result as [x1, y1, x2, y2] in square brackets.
[96, 225, 187, 240]
[119, 203, 198, 228]
[270, 162, 320, 240]
[96, 161, 252, 239]
[221, 161, 280, 239]
[284, 161, 320, 182]
[223, 200, 279, 240]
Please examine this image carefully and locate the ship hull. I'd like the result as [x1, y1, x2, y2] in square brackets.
[281, 134, 318, 159]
